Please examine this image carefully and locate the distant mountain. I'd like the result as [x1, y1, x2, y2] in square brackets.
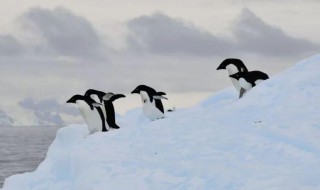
[18, 98, 80, 126]
[0, 109, 14, 126]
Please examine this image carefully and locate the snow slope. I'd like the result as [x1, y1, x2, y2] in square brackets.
[3, 55, 320, 190]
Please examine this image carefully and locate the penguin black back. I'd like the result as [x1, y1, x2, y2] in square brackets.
[230, 71, 269, 87]
[155, 92, 166, 113]
[103, 93, 126, 129]
[104, 101, 118, 129]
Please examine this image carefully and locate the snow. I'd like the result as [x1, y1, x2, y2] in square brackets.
[3, 54, 320, 190]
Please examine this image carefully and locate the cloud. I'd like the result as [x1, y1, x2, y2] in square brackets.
[127, 13, 234, 56]
[22, 7, 106, 60]
[0, 34, 23, 56]
[233, 9, 319, 56]
[127, 10, 319, 57]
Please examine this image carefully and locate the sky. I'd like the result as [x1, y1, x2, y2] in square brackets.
[0, 0, 319, 125]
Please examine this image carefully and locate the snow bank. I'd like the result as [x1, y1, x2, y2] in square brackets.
[3, 55, 320, 190]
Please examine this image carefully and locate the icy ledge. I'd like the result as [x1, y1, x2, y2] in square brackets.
[3, 54, 320, 190]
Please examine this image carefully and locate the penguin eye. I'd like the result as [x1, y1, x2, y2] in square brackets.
[143, 99, 147, 103]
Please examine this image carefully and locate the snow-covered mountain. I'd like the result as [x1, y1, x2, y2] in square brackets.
[3, 54, 320, 189]
[0, 98, 81, 127]
[0, 109, 14, 126]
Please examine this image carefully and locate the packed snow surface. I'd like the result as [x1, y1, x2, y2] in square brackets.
[3, 55, 320, 190]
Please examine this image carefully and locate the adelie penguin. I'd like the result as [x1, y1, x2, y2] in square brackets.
[217, 58, 248, 97]
[229, 71, 269, 98]
[85, 89, 125, 130]
[131, 85, 168, 121]
[66, 94, 107, 134]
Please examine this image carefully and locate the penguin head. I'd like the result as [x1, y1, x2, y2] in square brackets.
[66, 94, 84, 103]
[67, 94, 97, 110]
[131, 85, 156, 94]
[217, 58, 248, 72]
[132, 85, 159, 103]
[85, 89, 106, 102]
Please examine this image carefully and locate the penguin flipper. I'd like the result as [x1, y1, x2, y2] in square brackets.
[239, 88, 246, 98]
[92, 102, 103, 107]
[153, 95, 168, 100]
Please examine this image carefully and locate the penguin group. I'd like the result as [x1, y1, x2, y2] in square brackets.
[67, 85, 168, 134]
[66, 89, 126, 134]
[217, 58, 269, 98]
[66, 58, 269, 135]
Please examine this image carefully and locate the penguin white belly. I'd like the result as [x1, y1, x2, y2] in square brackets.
[139, 91, 165, 121]
[239, 78, 253, 90]
[226, 65, 241, 92]
[230, 78, 242, 92]
[76, 101, 102, 134]
[142, 101, 165, 121]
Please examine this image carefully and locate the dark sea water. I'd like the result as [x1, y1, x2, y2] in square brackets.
[0, 126, 59, 188]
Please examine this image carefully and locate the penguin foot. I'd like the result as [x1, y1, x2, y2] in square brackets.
[110, 126, 120, 129]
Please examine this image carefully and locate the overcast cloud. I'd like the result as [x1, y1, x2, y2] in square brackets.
[0, 34, 23, 56]
[20, 7, 107, 61]
[127, 13, 234, 56]
[127, 9, 319, 57]
[233, 9, 319, 56]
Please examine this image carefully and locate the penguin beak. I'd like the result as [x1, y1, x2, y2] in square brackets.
[157, 91, 166, 96]
[229, 74, 237, 79]
[217, 65, 224, 70]
[112, 94, 126, 101]
[66, 98, 73, 103]
[131, 89, 139, 94]
[116, 94, 126, 98]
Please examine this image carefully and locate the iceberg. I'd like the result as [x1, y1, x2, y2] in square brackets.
[3, 55, 320, 190]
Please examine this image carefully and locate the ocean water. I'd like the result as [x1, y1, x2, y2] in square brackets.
[0, 126, 59, 188]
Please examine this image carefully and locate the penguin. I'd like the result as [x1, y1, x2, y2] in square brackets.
[102, 92, 126, 129]
[217, 58, 249, 97]
[131, 85, 167, 121]
[84, 89, 107, 126]
[229, 71, 269, 98]
[66, 94, 107, 134]
[85, 89, 125, 130]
